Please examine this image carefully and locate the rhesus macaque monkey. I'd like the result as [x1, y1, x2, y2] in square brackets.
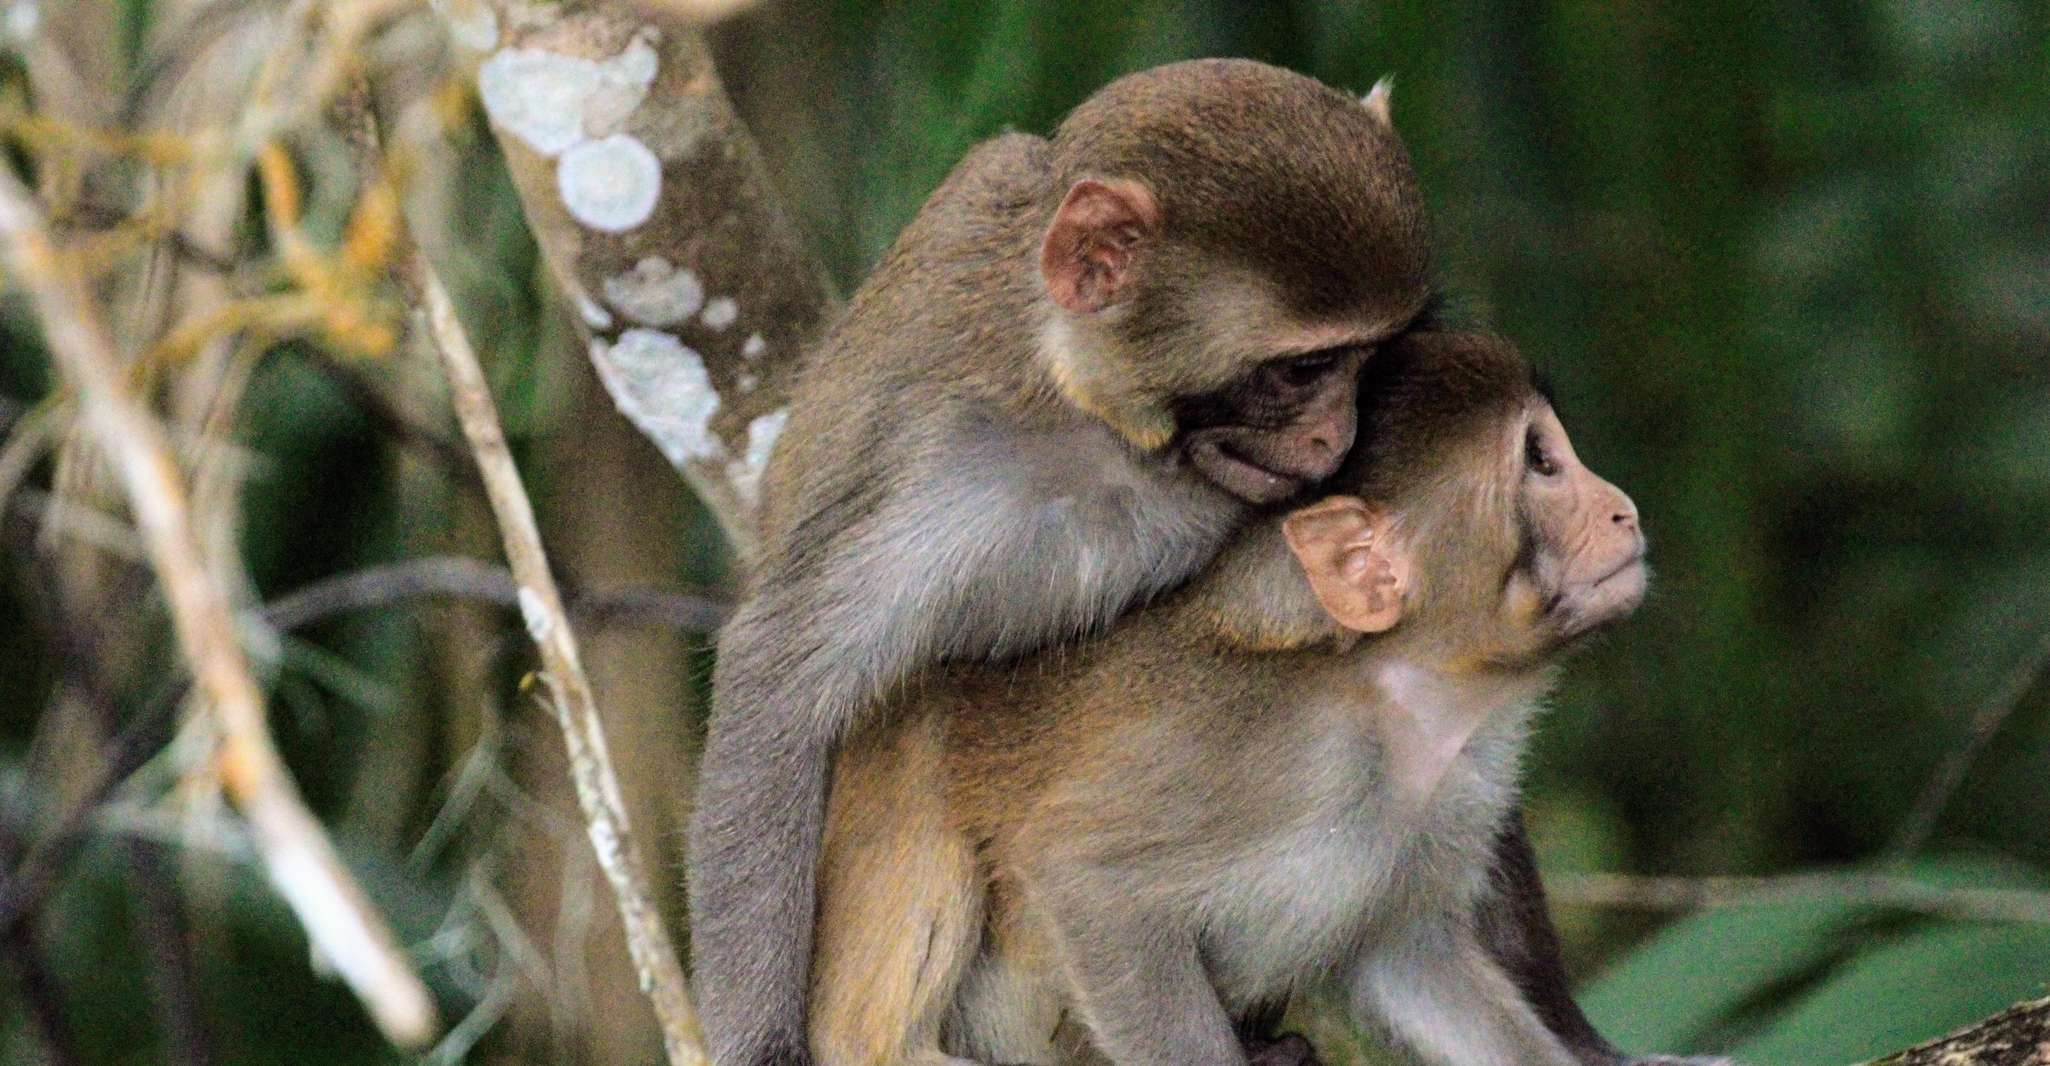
[691, 59, 1435, 1066]
[811, 332, 1733, 1066]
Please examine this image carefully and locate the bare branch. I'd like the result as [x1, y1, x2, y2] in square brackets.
[449, 0, 838, 556]
[1546, 870, 2050, 926]
[264, 554, 730, 633]
[0, 166, 440, 1049]
[1861, 995, 2050, 1066]
[123, 839, 217, 1066]
[354, 83, 709, 1064]
[0, 914, 82, 1066]
[1888, 628, 2050, 860]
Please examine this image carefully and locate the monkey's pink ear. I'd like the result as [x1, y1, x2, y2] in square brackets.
[1040, 178, 1160, 314]
[1281, 496, 1409, 634]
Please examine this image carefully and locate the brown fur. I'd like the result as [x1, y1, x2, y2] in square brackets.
[810, 334, 1674, 1066]
[690, 59, 1439, 1066]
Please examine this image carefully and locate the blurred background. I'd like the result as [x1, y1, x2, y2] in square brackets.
[1, 1, 2047, 1064]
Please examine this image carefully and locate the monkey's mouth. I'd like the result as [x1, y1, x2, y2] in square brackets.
[1186, 438, 1305, 505]
[1554, 556, 1649, 637]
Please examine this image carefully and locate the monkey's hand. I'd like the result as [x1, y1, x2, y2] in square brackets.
[1244, 1032, 1323, 1066]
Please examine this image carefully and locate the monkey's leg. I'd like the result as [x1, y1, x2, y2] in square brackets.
[811, 722, 984, 1066]
[1349, 922, 1582, 1066]
[1477, 812, 1738, 1066]
[1039, 906, 1243, 1066]
[1477, 810, 1627, 1065]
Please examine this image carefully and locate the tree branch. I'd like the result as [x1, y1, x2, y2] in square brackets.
[262, 554, 730, 633]
[349, 80, 710, 1065]
[1860, 995, 2050, 1066]
[0, 165, 439, 1050]
[1547, 870, 2050, 926]
[449, 0, 838, 557]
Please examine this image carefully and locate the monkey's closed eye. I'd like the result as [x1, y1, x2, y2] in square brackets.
[1268, 350, 1346, 389]
[1525, 430, 1558, 478]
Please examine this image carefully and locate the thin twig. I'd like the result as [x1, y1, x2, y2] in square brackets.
[1547, 870, 2050, 925]
[0, 912, 82, 1066]
[0, 165, 439, 1049]
[0, 530, 721, 940]
[0, 817, 82, 1066]
[3, 519, 217, 1066]
[297, 349, 480, 488]
[344, 85, 709, 1066]
[414, 225, 709, 1066]
[1888, 628, 2050, 861]
[123, 839, 217, 1066]
[54, 197, 241, 274]
[263, 554, 729, 633]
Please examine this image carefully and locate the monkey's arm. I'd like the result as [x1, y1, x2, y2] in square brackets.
[691, 441, 1198, 1066]
[1476, 812, 1737, 1066]
[1040, 897, 1246, 1066]
[1348, 920, 1584, 1066]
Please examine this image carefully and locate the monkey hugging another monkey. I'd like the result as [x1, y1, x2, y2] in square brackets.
[688, 56, 1728, 1066]
[808, 332, 1727, 1066]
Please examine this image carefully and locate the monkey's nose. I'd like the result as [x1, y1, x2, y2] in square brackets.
[1306, 418, 1356, 464]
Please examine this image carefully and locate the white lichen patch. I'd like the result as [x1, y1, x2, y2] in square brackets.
[558, 134, 661, 232]
[701, 296, 738, 331]
[517, 586, 554, 643]
[499, 0, 564, 32]
[581, 32, 659, 138]
[430, 0, 497, 51]
[742, 332, 766, 359]
[478, 48, 602, 155]
[4, 2, 39, 42]
[603, 257, 704, 327]
[726, 408, 788, 507]
[737, 372, 759, 392]
[576, 295, 613, 330]
[591, 330, 726, 469]
[477, 31, 658, 156]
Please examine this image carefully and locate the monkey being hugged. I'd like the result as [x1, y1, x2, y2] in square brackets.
[811, 332, 1734, 1066]
[692, 59, 1438, 1066]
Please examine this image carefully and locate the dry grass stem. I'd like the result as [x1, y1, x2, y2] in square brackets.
[0, 165, 439, 1050]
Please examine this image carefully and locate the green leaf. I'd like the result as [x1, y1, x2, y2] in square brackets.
[1580, 894, 1867, 1052]
[1729, 922, 2050, 1065]
[1579, 855, 2050, 1053]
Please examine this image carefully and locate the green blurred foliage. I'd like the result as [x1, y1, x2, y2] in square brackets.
[3, 0, 2048, 1063]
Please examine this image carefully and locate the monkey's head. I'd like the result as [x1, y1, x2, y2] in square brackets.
[1270, 332, 1646, 668]
[1035, 59, 1432, 505]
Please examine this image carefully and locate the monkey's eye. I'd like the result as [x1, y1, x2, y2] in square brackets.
[1525, 430, 1559, 477]
[1268, 351, 1343, 389]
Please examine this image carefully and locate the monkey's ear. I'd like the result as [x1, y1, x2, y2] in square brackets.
[1040, 178, 1161, 314]
[1361, 76, 1395, 129]
[1282, 496, 1409, 634]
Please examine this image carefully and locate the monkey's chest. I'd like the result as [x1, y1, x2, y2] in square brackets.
[1196, 730, 1523, 1007]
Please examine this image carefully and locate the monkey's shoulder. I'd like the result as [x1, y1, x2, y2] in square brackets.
[925, 131, 1052, 221]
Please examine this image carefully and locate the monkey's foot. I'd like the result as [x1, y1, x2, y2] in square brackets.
[1244, 1032, 1322, 1066]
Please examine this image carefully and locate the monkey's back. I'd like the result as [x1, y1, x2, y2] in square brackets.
[879, 596, 1535, 1007]
[753, 132, 1056, 562]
